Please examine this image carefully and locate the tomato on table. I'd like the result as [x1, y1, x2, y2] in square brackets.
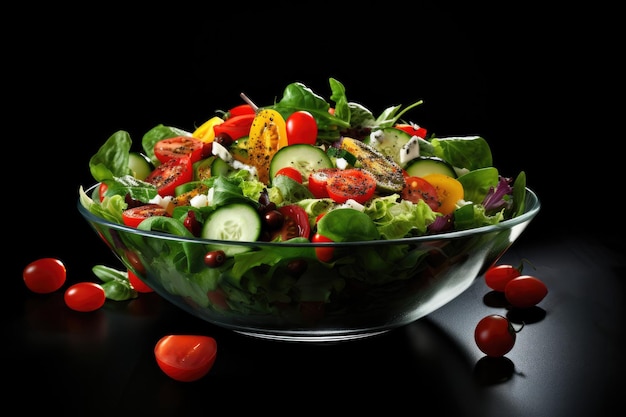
[23, 258, 67, 294]
[144, 157, 194, 197]
[286, 110, 318, 145]
[154, 136, 205, 164]
[122, 204, 170, 228]
[474, 314, 518, 357]
[326, 168, 376, 204]
[401, 176, 440, 211]
[64, 282, 106, 312]
[484, 264, 522, 292]
[154, 335, 217, 382]
[504, 275, 548, 308]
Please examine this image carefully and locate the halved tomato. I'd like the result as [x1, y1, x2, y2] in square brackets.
[422, 173, 464, 215]
[401, 176, 440, 211]
[326, 168, 376, 204]
[308, 168, 339, 199]
[154, 136, 205, 164]
[268, 204, 311, 241]
[122, 204, 170, 228]
[144, 157, 193, 197]
[275, 166, 303, 183]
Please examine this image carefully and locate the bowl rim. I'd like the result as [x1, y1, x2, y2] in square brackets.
[77, 184, 540, 248]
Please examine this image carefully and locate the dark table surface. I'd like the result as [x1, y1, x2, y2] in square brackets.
[9, 227, 624, 416]
[8, 3, 621, 415]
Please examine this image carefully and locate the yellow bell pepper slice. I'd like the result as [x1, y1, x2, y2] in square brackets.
[247, 109, 289, 184]
[192, 116, 224, 143]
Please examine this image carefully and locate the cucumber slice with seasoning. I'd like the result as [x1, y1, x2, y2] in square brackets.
[269, 144, 332, 183]
[363, 127, 412, 167]
[404, 157, 457, 178]
[201, 203, 261, 256]
[129, 152, 153, 180]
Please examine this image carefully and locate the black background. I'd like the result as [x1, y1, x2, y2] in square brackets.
[7, 2, 623, 415]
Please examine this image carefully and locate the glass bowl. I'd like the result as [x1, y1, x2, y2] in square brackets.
[78, 185, 540, 342]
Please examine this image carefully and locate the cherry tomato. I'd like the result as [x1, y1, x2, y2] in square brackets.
[128, 269, 153, 293]
[326, 168, 376, 204]
[401, 176, 439, 211]
[286, 110, 318, 145]
[23, 258, 67, 294]
[213, 113, 255, 141]
[274, 166, 303, 183]
[484, 264, 522, 292]
[122, 204, 170, 228]
[269, 204, 311, 241]
[394, 123, 428, 138]
[154, 335, 217, 382]
[504, 275, 548, 308]
[308, 168, 339, 198]
[474, 314, 517, 357]
[144, 157, 194, 197]
[154, 136, 205, 164]
[64, 282, 106, 312]
[312, 233, 334, 262]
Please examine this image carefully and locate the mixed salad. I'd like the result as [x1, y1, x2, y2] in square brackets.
[81, 77, 526, 245]
[78, 77, 528, 317]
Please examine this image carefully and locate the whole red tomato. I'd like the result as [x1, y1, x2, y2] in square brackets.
[474, 314, 518, 357]
[23, 258, 67, 294]
[154, 335, 217, 382]
[286, 111, 318, 145]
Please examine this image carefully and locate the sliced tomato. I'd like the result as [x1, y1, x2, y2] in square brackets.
[154, 335, 217, 382]
[154, 136, 205, 164]
[326, 168, 376, 204]
[213, 113, 255, 141]
[122, 204, 170, 228]
[308, 168, 339, 198]
[144, 157, 194, 197]
[394, 123, 428, 138]
[269, 204, 311, 241]
[401, 176, 440, 211]
[275, 166, 303, 183]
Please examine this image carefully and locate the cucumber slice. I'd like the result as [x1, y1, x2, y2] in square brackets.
[193, 156, 215, 180]
[210, 157, 235, 177]
[129, 152, 153, 181]
[269, 144, 332, 183]
[364, 127, 412, 167]
[404, 157, 457, 178]
[201, 203, 261, 256]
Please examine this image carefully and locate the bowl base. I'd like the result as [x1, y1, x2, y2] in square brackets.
[234, 329, 391, 343]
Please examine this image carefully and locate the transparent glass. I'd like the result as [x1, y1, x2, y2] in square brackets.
[78, 185, 540, 342]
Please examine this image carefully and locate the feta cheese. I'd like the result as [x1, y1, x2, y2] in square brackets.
[399, 136, 421, 165]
